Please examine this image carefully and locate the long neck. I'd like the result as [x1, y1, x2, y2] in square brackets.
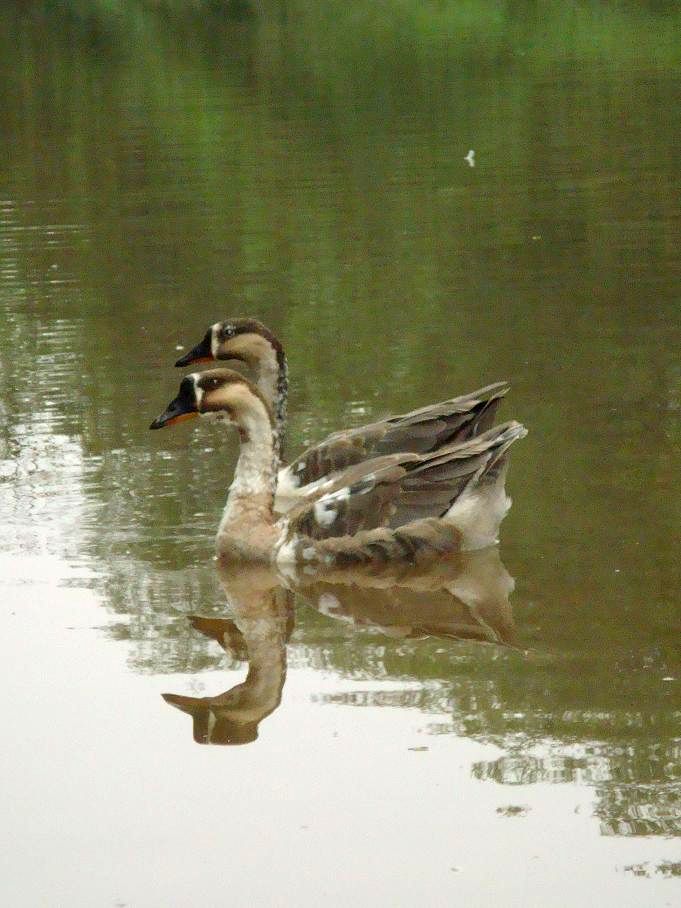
[201, 614, 287, 737]
[250, 345, 288, 461]
[215, 571, 291, 720]
[219, 403, 278, 533]
[237, 610, 287, 713]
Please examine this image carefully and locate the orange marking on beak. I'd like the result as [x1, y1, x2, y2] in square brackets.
[165, 412, 198, 427]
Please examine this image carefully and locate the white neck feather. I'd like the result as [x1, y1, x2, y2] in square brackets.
[219, 395, 277, 533]
[232, 411, 276, 495]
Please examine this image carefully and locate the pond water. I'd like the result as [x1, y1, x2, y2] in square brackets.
[1, 4, 680, 906]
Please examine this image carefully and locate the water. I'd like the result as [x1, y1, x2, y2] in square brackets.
[1, 4, 680, 905]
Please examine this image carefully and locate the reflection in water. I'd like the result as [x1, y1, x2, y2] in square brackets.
[159, 548, 681, 841]
[163, 569, 294, 745]
[293, 547, 516, 646]
[163, 548, 516, 745]
[474, 747, 681, 838]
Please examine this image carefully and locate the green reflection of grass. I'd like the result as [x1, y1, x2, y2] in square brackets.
[14, 1, 681, 70]
[283, 0, 681, 76]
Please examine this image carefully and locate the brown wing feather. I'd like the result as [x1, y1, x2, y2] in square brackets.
[285, 382, 509, 488]
[288, 460, 411, 540]
[285, 421, 524, 545]
[320, 520, 463, 566]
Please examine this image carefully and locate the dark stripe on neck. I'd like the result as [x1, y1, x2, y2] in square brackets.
[274, 348, 288, 458]
[230, 320, 288, 459]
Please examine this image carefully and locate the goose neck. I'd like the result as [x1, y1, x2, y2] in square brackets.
[252, 345, 288, 459]
[218, 401, 279, 546]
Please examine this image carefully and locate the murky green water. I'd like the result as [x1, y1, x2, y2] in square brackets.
[1, 4, 680, 905]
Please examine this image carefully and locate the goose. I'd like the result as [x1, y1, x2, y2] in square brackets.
[174, 319, 510, 513]
[149, 369, 526, 565]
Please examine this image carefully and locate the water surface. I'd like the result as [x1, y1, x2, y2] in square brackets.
[1, 4, 680, 906]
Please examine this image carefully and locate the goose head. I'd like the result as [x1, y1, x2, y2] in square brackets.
[175, 318, 283, 371]
[149, 368, 273, 437]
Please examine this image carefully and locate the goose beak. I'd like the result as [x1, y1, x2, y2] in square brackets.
[161, 692, 200, 713]
[149, 391, 198, 429]
[175, 331, 212, 367]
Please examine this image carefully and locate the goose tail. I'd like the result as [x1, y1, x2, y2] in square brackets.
[445, 420, 527, 550]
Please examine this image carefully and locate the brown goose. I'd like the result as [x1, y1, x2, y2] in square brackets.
[149, 369, 526, 565]
[174, 319, 510, 513]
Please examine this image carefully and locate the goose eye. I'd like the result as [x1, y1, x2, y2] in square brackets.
[204, 377, 221, 390]
[221, 324, 234, 340]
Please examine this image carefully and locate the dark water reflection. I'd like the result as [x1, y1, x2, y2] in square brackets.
[2, 2, 681, 904]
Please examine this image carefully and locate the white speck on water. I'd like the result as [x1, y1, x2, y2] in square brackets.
[175, 345, 184, 350]
[662, 677, 676, 682]
[464, 149, 475, 167]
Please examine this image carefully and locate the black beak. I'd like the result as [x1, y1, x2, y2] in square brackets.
[149, 378, 198, 429]
[161, 693, 259, 745]
[161, 692, 202, 714]
[175, 330, 213, 367]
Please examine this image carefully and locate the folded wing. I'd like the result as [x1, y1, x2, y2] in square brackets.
[281, 421, 526, 562]
[280, 381, 509, 494]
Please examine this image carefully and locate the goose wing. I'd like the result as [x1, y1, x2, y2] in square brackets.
[283, 421, 525, 543]
[280, 382, 509, 492]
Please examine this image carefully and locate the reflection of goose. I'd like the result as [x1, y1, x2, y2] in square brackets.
[175, 318, 510, 513]
[162, 568, 293, 745]
[186, 614, 249, 662]
[163, 550, 517, 745]
[292, 546, 516, 647]
[150, 370, 526, 564]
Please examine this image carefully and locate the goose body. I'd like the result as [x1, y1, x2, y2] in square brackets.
[150, 369, 526, 566]
[175, 319, 510, 514]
